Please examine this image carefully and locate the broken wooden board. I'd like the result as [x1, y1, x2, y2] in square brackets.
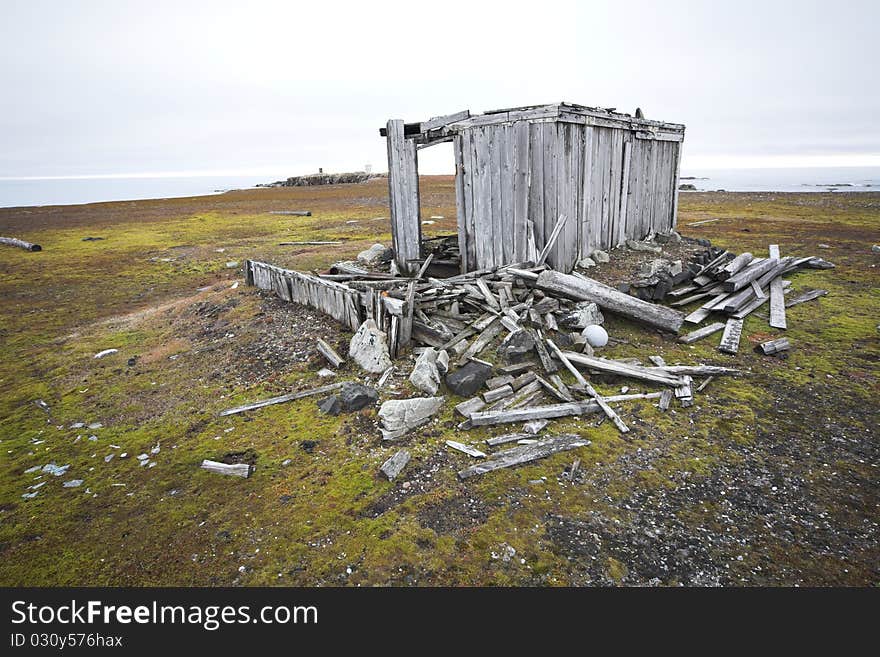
[446, 440, 487, 458]
[485, 433, 532, 447]
[757, 337, 791, 355]
[316, 339, 345, 368]
[484, 385, 514, 403]
[769, 278, 788, 329]
[560, 351, 685, 387]
[678, 322, 726, 344]
[457, 434, 590, 480]
[785, 288, 827, 308]
[380, 449, 410, 481]
[469, 392, 662, 426]
[219, 382, 344, 416]
[454, 396, 486, 418]
[200, 460, 251, 478]
[718, 318, 744, 354]
[658, 389, 673, 411]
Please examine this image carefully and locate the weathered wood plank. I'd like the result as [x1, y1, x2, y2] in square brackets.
[457, 434, 591, 480]
[678, 321, 726, 344]
[470, 392, 662, 426]
[200, 460, 251, 478]
[718, 318, 744, 354]
[757, 337, 790, 355]
[219, 382, 345, 416]
[446, 440, 487, 458]
[316, 339, 344, 368]
[561, 351, 685, 386]
[785, 289, 827, 308]
[0, 236, 41, 251]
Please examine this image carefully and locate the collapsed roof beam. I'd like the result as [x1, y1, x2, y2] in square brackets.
[379, 109, 470, 137]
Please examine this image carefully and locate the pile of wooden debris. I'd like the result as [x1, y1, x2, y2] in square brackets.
[227, 234, 832, 481]
[670, 244, 831, 354]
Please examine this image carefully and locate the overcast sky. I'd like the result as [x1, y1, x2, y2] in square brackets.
[1, 0, 877, 179]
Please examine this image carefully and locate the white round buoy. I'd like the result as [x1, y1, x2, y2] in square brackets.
[583, 325, 608, 348]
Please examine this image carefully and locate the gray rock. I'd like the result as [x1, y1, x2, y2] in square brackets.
[357, 243, 388, 265]
[349, 319, 392, 374]
[872, 244, 880, 253]
[577, 257, 596, 269]
[626, 239, 662, 253]
[436, 349, 450, 375]
[63, 479, 84, 488]
[592, 250, 610, 263]
[42, 463, 70, 476]
[317, 367, 336, 378]
[380, 449, 411, 481]
[409, 348, 441, 395]
[445, 360, 493, 397]
[378, 397, 445, 440]
[523, 419, 549, 435]
[338, 382, 378, 411]
[317, 395, 341, 415]
[497, 329, 535, 364]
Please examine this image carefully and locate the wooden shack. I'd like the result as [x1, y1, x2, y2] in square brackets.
[382, 102, 685, 274]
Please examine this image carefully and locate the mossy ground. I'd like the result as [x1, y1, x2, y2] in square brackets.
[0, 180, 877, 586]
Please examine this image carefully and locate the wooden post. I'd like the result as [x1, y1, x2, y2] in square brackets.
[386, 120, 422, 275]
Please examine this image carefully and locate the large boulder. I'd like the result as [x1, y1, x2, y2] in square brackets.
[378, 397, 445, 440]
[445, 360, 493, 397]
[497, 330, 535, 364]
[349, 319, 392, 374]
[338, 382, 378, 411]
[409, 348, 441, 395]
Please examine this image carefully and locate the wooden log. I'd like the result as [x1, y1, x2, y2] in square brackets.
[219, 382, 344, 416]
[535, 270, 685, 333]
[200, 460, 250, 478]
[446, 440, 487, 458]
[0, 236, 41, 252]
[658, 389, 673, 411]
[469, 392, 662, 426]
[757, 337, 790, 355]
[380, 450, 410, 481]
[678, 322, 726, 344]
[785, 289, 827, 308]
[650, 364, 740, 376]
[278, 241, 340, 246]
[718, 318, 744, 354]
[718, 252, 753, 280]
[269, 210, 311, 216]
[457, 434, 591, 480]
[316, 339, 345, 368]
[561, 351, 685, 386]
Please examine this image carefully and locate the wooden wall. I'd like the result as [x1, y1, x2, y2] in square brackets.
[386, 119, 422, 275]
[453, 119, 681, 273]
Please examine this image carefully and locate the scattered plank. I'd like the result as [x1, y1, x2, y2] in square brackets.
[485, 433, 532, 447]
[658, 389, 673, 411]
[269, 210, 311, 216]
[200, 460, 251, 478]
[686, 218, 720, 226]
[457, 434, 590, 480]
[718, 318, 744, 355]
[674, 376, 694, 407]
[757, 338, 791, 355]
[380, 450, 410, 481]
[535, 214, 568, 266]
[316, 339, 345, 368]
[785, 289, 827, 308]
[446, 440, 487, 458]
[455, 396, 487, 417]
[769, 278, 788, 329]
[484, 385, 514, 403]
[678, 322, 726, 344]
[278, 241, 341, 246]
[750, 280, 766, 299]
[219, 382, 344, 416]
[695, 376, 714, 392]
[469, 392, 662, 426]
[560, 351, 685, 387]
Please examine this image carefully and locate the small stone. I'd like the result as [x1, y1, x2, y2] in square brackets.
[338, 382, 379, 411]
[42, 463, 70, 476]
[104, 454, 114, 463]
[356, 243, 388, 265]
[409, 348, 441, 395]
[317, 368, 335, 378]
[872, 245, 880, 253]
[592, 250, 610, 263]
[300, 440, 319, 453]
[316, 395, 341, 416]
[577, 257, 596, 269]
[226, 261, 239, 268]
[63, 479, 84, 488]
[818, 243, 831, 249]
[436, 349, 450, 375]
[281, 459, 292, 466]
[497, 329, 535, 363]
